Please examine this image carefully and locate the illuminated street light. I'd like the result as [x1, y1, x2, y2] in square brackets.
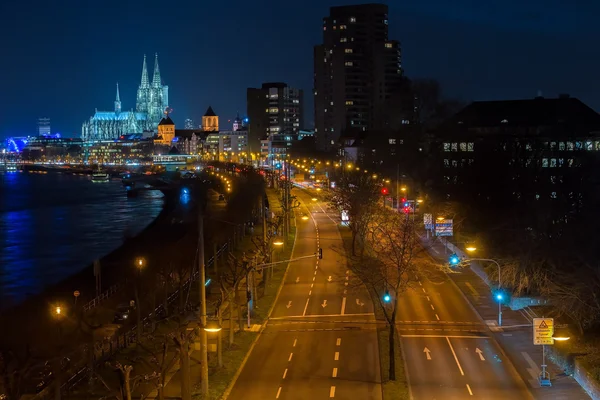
[466, 246, 477, 252]
[55, 306, 62, 316]
[302, 215, 309, 221]
[312, 198, 317, 202]
[273, 238, 284, 246]
[204, 320, 222, 333]
[436, 216, 445, 221]
[135, 257, 146, 269]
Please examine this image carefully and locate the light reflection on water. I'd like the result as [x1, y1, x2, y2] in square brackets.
[0, 172, 164, 309]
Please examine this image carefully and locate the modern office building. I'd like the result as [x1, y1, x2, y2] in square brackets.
[38, 117, 51, 136]
[431, 95, 600, 211]
[247, 82, 303, 153]
[314, 3, 403, 150]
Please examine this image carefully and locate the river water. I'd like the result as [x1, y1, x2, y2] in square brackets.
[0, 171, 164, 309]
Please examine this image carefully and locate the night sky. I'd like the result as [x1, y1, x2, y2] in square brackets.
[1, 0, 598, 138]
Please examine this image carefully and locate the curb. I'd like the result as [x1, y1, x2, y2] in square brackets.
[220, 198, 300, 400]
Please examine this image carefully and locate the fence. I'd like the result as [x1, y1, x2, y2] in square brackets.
[27, 242, 231, 399]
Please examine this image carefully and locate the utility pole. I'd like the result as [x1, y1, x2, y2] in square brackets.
[198, 211, 209, 396]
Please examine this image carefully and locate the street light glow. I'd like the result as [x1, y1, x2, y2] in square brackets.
[273, 238, 284, 246]
[466, 246, 477, 252]
[302, 215, 309, 221]
[55, 306, 62, 315]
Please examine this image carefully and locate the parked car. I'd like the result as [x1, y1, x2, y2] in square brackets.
[113, 303, 135, 323]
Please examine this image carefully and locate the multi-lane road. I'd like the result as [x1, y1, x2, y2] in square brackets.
[396, 242, 533, 399]
[227, 190, 382, 400]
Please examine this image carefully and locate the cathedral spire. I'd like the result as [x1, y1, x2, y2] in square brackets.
[115, 83, 122, 113]
[152, 53, 162, 88]
[140, 54, 149, 88]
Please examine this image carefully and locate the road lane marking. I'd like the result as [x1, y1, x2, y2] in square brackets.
[282, 369, 287, 379]
[475, 348, 485, 361]
[286, 301, 292, 309]
[332, 367, 338, 377]
[341, 297, 346, 315]
[313, 276, 316, 281]
[288, 353, 293, 361]
[346, 270, 350, 274]
[309, 290, 312, 296]
[426, 296, 430, 301]
[302, 299, 310, 316]
[422, 288, 426, 293]
[423, 347, 431, 360]
[293, 339, 297, 347]
[311, 283, 314, 288]
[435, 314, 440, 320]
[322, 300, 328, 308]
[336, 338, 341, 346]
[418, 281, 422, 286]
[269, 313, 375, 319]
[329, 386, 336, 397]
[334, 352, 339, 360]
[430, 304, 435, 310]
[276, 387, 282, 398]
[445, 337, 465, 376]
[466, 384, 473, 395]
[314, 271, 317, 275]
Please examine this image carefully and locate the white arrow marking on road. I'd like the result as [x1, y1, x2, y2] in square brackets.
[423, 347, 432, 360]
[475, 348, 485, 361]
[322, 300, 328, 308]
[356, 298, 365, 306]
[295, 277, 300, 283]
[328, 276, 332, 282]
[286, 301, 292, 309]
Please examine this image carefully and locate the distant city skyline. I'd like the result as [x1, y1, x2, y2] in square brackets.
[1, 0, 599, 138]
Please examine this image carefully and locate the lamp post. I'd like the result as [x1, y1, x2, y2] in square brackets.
[134, 257, 145, 342]
[465, 248, 503, 326]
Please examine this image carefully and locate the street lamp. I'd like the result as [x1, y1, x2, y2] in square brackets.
[204, 320, 222, 333]
[302, 215, 309, 221]
[464, 248, 503, 326]
[273, 238, 284, 246]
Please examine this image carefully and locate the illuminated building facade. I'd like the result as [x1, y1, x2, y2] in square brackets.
[21, 136, 83, 162]
[247, 82, 303, 153]
[81, 54, 169, 141]
[155, 113, 176, 145]
[82, 135, 153, 164]
[205, 130, 248, 161]
[202, 106, 219, 132]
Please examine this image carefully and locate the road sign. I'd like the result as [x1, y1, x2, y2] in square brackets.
[533, 318, 554, 345]
[435, 219, 453, 237]
[424, 213, 432, 225]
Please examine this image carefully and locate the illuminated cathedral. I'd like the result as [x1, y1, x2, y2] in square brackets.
[81, 54, 169, 141]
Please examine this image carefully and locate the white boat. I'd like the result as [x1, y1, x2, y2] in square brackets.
[91, 171, 110, 183]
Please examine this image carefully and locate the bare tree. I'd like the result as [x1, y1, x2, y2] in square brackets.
[353, 208, 420, 380]
[0, 345, 35, 400]
[328, 170, 381, 256]
[96, 362, 146, 400]
[132, 335, 179, 400]
[218, 253, 254, 345]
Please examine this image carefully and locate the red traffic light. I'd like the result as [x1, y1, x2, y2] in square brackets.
[381, 187, 389, 195]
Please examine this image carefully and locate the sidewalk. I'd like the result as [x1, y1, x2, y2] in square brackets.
[421, 235, 591, 400]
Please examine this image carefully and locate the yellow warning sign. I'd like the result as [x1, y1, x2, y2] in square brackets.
[533, 318, 554, 345]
